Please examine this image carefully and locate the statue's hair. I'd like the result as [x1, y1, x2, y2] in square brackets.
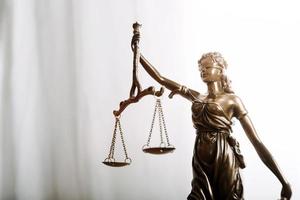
[199, 52, 234, 94]
[198, 52, 228, 69]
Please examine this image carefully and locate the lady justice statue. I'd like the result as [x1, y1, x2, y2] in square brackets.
[131, 33, 292, 199]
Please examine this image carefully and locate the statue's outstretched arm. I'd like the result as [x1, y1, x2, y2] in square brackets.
[139, 54, 200, 101]
[238, 114, 292, 199]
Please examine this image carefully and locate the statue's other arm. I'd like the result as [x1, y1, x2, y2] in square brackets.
[140, 54, 200, 102]
[234, 97, 292, 200]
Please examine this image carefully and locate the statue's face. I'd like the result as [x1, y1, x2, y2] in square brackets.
[199, 58, 222, 82]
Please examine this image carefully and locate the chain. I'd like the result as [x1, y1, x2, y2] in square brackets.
[146, 98, 172, 147]
[117, 118, 130, 159]
[108, 118, 118, 159]
[157, 99, 164, 145]
[107, 116, 131, 161]
[157, 99, 171, 146]
[146, 99, 159, 146]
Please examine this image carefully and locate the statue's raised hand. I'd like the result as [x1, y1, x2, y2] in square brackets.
[131, 34, 140, 51]
[280, 182, 292, 200]
[131, 22, 141, 51]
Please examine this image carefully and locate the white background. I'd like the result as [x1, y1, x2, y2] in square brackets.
[0, 0, 299, 199]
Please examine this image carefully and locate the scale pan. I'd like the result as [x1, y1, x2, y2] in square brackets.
[102, 161, 130, 167]
[102, 158, 131, 167]
[143, 146, 175, 154]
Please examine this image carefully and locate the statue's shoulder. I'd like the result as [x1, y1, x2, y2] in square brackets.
[225, 93, 248, 119]
[191, 93, 206, 103]
[225, 93, 244, 104]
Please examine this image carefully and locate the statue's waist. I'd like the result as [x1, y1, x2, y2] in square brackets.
[196, 129, 230, 136]
[196, 129, 246, 169]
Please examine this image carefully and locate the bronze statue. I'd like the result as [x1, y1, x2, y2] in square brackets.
[131, 32, 292, 199]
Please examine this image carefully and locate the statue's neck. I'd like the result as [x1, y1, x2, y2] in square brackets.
[207, 81, 224, 98]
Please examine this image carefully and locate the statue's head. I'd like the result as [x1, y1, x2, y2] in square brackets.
[198, 52, 233, 93]
[198, 52, 227, 82]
